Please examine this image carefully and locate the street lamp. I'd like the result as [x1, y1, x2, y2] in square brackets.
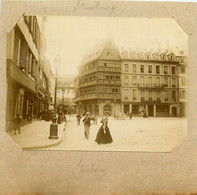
[54, 55, 60, 111]
[49, 55, 60, 139]
[62, 88, 65, 106]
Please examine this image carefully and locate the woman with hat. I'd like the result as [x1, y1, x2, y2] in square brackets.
[95, 112, 113, 145]
[82, 112, 92, 139]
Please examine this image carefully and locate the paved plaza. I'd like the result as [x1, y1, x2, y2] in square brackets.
[48, 116, 187, 152]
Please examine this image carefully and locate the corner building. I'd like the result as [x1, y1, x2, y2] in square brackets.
[75, 40, 122, 116]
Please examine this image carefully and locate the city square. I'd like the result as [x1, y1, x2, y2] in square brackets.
[5, 16, 188, 152]
[47, 116, 187, 152]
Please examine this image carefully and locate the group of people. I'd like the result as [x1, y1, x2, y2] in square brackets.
[77, 112, 113, 145]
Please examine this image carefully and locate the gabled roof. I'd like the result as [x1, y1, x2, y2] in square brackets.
[80, 38, 121, 65]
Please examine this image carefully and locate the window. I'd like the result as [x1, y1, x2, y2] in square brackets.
[148, 77, 152, 87]
[172, 78, 176, 87]
[104, 63, 107, 67]
[133, 89, 137, 100]
[140, 65, 144, 73]
[180, 90, 186, 99]
[112, 88, 118, 93]
[67, 89, 70, 94]
[156, 91, 160, 101]
[132, 76, 137, 86]
[149, 90, 153, 100]
[124, 76, 129, 85]
[181, 78, 186, 86]
[172, 91, 176, 101]
[140, 76, 145, 87]
[28, 53, 32, 74]
[164, 77, 168, 86]
[15, 88, 24, 116]
[124, 89, 129, 100]
[146, 53, 150, 59]
[164, 66, 168, 74]
[164, 91, 168, 101]
[141, 90, 145, 101]
[148, 65, 152, 73]
[172, 66, 176, 74]
[124, 64, 129, 72]
[133, 64, 136, 73]
[181, 67, 185, 74]
[161, 54, 166, 60]
[156, 66, 160, 74]
[156, 77, 160, 87]
[13, 32, 21, 66]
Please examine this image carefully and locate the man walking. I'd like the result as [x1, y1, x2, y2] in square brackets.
[82, 112, 92, 139]
[76, 114, 81, 125]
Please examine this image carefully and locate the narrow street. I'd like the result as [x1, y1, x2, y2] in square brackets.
[48, 115, 187, 152]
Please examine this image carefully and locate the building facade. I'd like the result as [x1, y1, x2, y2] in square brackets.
[56, 75, 76, 113]
[75, 40, 122, 116]
[6, 16, 53, 131]
[75, 40, 187, 117]
[121, 50, 180, 117]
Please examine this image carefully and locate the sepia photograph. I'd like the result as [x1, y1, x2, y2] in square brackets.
[6, 16, 188, 152]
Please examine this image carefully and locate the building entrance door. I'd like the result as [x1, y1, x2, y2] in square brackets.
[172, 107, 177, 117]
[124, 104, 129, 114]
[132, 105, 139, 114]
[148, 105, 154, 117]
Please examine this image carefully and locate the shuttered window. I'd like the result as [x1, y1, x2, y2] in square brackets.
[13, 33, 21, 66]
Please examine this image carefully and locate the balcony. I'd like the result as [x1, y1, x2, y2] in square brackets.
[98, 80, 121, 85]
[141, 98, 161, 103]
[79, 80, 97, 87]
[97, 67, 121, 72]
[138, 83, 167, 89]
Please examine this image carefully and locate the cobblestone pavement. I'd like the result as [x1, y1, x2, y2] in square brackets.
[48, 116, 187, 152]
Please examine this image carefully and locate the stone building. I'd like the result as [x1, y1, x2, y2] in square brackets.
[75, 40, 122, 116]
[6, 16, 52, 131]
[75, 39, 187, 117]
[121, 49, 180, 117]
[56, 75, 75, 112]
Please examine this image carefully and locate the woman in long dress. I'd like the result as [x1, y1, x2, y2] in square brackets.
[95, 113, 113, 144]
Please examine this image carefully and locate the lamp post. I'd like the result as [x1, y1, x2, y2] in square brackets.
[62, 88, 65, 107]
[54, 56, 59, 111]
[49, 55, 60, 139]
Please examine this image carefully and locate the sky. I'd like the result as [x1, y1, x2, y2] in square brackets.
[44, 16, 188, 76]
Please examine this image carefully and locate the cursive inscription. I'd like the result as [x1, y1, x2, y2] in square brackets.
[74, 0, 118, 15]
[71, 160, 107, 180]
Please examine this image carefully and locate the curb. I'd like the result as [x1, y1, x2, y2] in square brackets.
[22, 122, 66, 150]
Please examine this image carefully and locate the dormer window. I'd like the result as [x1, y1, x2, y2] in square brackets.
[145, 53, 151, 60]
[160, 53, 166, 60]
[106, 51, 110, 55]
[137, 52, 144, 59]
[167, 53, 175, 61]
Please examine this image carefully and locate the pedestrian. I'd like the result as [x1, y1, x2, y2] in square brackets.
[129, 111, 133, 119]
[82, 112, 92, 139]
[143, 109, 148, 118]
[13, 114, 21, 135]
[76, 114, 81, 125]
[95, 112, 113, 145]
[94, 114, 98, 125]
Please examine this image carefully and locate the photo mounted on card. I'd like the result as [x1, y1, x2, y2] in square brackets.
[6, 16, 188, 152]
